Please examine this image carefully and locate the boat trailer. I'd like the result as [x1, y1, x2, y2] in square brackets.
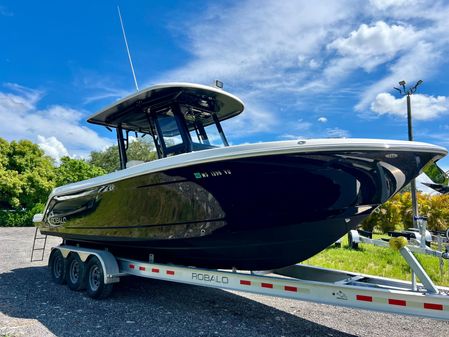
[43, 238, 449, 321]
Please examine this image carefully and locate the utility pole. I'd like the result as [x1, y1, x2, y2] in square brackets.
[394, 80, 423, 228]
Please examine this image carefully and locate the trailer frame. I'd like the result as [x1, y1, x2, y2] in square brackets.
[47, 243, 449, 321]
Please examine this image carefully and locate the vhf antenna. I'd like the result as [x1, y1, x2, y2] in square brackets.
[117, 5, 139, 91]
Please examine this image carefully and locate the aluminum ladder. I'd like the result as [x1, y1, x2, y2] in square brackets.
[30, 227, 47, 262]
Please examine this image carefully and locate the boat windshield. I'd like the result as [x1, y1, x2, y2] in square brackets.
[152, 107, 227, 157]
[116, 104, 229, 167]
[155, 112, 187, 156]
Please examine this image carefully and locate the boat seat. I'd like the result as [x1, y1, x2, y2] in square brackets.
[126, 160, 144, 168]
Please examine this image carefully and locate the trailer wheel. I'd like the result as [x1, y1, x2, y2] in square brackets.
[49, 249, 66, 285]
[66, 254, 86, 291]
[85, 256, 113, 299]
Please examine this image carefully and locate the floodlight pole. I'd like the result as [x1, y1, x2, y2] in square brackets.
[406, 94, 413, 141]
[407, 92, 419, 228]
[394, 80, 423, 228]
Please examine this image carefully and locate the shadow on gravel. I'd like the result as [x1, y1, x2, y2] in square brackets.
[0, 266, 357, 337]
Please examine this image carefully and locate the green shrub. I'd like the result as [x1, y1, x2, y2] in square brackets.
[361, 192, 449, 233]
[0, 203, 44, 227]
[361, 198, 404, 233]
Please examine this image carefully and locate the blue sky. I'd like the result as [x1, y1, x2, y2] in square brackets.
[1, 1, 449, 183]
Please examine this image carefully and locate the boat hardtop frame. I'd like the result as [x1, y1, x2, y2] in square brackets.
[88, 83, 244, 168]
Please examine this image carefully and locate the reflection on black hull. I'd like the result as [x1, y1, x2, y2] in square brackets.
[39, 149, 438, 270]
[59, 215, 366, 270]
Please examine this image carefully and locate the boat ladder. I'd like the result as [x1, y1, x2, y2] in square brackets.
[30, 227, 48, 262]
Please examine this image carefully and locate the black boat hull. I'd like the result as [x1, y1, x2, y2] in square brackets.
[39, 149, 438, 269]
[60, 214, 366, 270]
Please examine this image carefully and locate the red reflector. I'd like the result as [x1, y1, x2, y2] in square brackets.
[129, 264, 135, 269]
[424, 303, 443, 311]
[240, 280, 251, 286]
[139, 266, 145, 271]
[261, 283, 273, 289]
[389, 299, 406, 306]
[356, 295, 373, 302]
[152, 268, 160, 273]
[284, 286, 297, 292]
[166, 270, 175, 275]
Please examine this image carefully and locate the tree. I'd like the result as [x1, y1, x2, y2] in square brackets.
[0, 138, 55, 210]
[0, 138, 56, 226]
[89, 138, 157, 173]
[417, 193, 449, 231]
[0, 138, 109, 226]
[55, 157, 106, 186]
[361, 194, 403, 233]
[0, 138, 9, 169]
[361, 191, 449, 233]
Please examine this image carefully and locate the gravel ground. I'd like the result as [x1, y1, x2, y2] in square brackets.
[1, 227, 448, 337]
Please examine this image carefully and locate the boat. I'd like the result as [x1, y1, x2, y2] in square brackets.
[423, 164, 449, 194]
[34, 82, 448, 270]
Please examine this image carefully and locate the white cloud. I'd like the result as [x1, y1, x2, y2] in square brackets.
[152, 0, 449, 132]
[326, 127, 350, 138]
[152, 0, 357, 137]
[318, 117, 328, 123]
[327, 21, 420, 74]
[0, 83, 41, 113]
[296, 119, 312, 131]
[370, 92, 449, 120]
[279, 134, 307, 140]
[79, 75, 132, 105]
[354, 1, 449, 111]
[355, 40, 441, 111]
[161, 1, 353, 88]
[221, 98, 276, 138]
[297, 55, 322, 70]
[0, 84, 114, 157]
[37, 135, 69, 163]
[369, 0, 415, 10]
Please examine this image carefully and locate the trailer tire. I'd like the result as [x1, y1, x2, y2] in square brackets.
[85, 256, 113, 299]
[66, 253, 86, 291]
[49, 249, 66, 285]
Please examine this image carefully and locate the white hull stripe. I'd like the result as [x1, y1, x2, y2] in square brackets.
[49, 138, 447, 199]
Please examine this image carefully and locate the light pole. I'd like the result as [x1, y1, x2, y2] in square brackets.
[394, 80, 423, 228]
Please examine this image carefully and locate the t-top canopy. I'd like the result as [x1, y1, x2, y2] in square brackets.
[87, 83, 245, 134]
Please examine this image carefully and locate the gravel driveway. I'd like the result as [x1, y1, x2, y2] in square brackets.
[1, 227, 448, 337]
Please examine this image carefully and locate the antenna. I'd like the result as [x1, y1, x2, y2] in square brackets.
[117, 5, 139, 91]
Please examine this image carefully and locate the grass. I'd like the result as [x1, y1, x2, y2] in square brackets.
[302, 234, 449, 287]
